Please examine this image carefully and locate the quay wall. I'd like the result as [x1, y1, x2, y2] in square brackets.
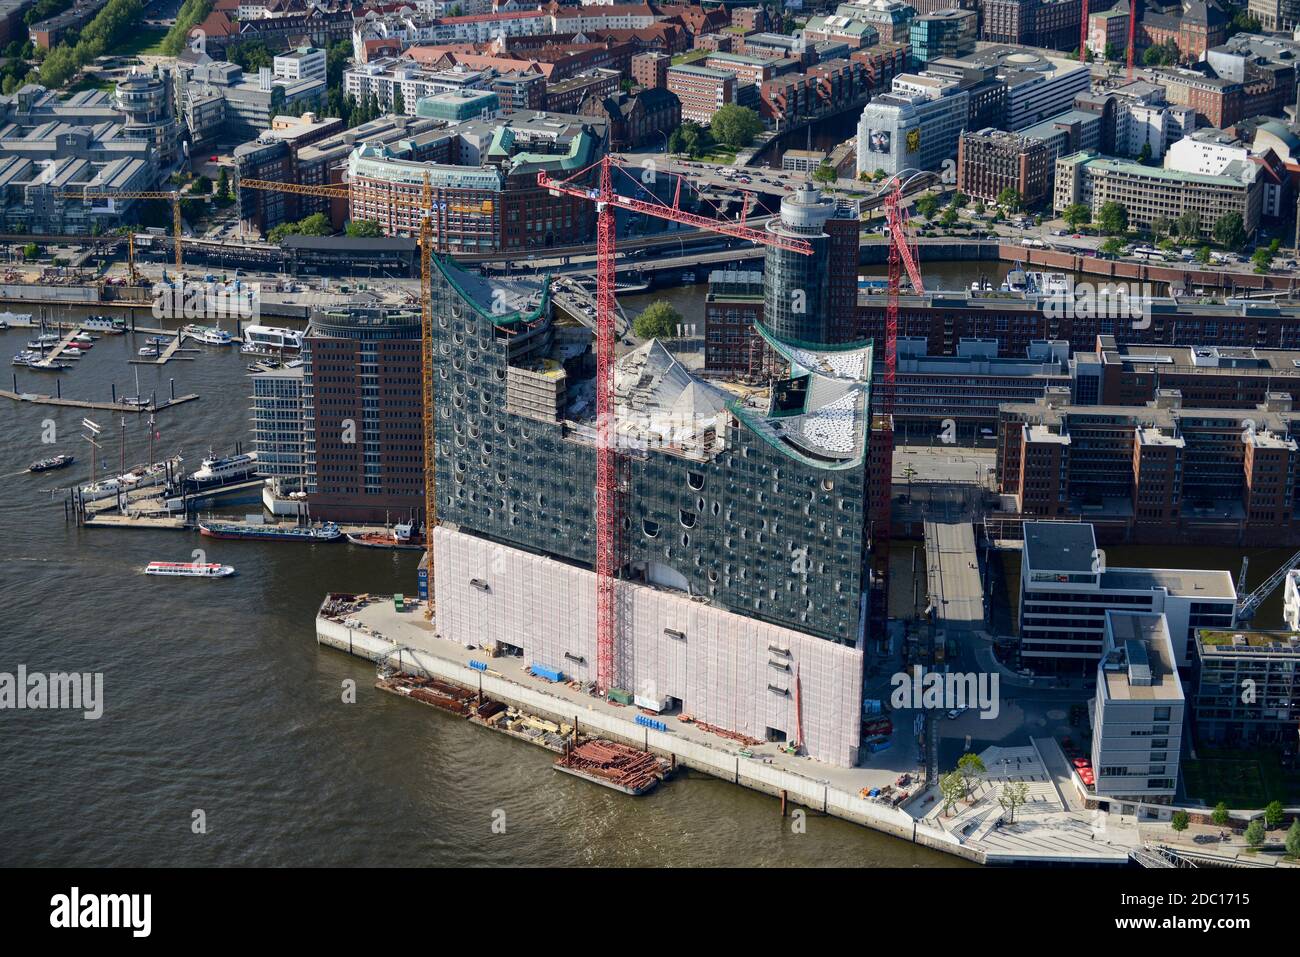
[314, 616, 983, 865]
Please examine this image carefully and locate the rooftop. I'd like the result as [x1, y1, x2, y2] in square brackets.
[1100, 612, 1183, 702]
[1023, 521, 1097, 574]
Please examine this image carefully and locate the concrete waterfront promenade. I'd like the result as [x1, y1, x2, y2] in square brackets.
[314, 595, 1149, 865]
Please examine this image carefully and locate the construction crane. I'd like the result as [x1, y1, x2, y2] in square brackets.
[537, 155, 813, 694]
[1127, 0, 1138, 80]
[1234, 548, 1300, 622]
[1080, 0, 1089, 63]
[57, 190, 192, 275]
[238, 176, 440, 620]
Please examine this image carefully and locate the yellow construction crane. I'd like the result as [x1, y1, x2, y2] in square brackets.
[57, 190, 192, 275]
[238, 176, 439, 620]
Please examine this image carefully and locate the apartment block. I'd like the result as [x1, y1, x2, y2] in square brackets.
[666, 64, 736, 123]
[1193, 628, 1300, 746]
[957, 128, 1051, 206]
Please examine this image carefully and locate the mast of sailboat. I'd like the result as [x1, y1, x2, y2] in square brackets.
[120, 415, 127, 474]
[147, 413, 155, 468]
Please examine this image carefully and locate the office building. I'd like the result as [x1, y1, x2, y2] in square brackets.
[1091, 610, 1185, 804]
[1018, 522, 1236, 673]
[948, 47, 1090, 132]
[980, 0, 1086, 50]
[250, 365, 306, 489]
[1248, 0, 1300, 31]
[998, 391, 1300, 545]
[182, 59, 325, 140]
[908, 9, 977, 67]
[704, 269, 766, 376]
[1054, 149, 1261, 241]
[302, 305, 426, 524]
[1192, 627, 1300, 746]
[856, 73, 970, 177]
[631, 51, 671, 89]
[957, 128, 1051, 206]
[273, 46, 327, 84]
[666, 64, 737, 123]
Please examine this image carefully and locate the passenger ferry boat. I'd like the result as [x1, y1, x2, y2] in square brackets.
[188, 452, 259, 485]
[146, 561, 236, 578]
[198, 521, 341, 542]
[183, 325, 233, 346]
[240, 325, 304, 355]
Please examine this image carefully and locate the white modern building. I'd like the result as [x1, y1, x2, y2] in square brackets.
[951, 47, 1090, 132]
[1090, 610, 1184, 805]
[273, 46, 326, 84]
[345, 59, 493, 115]
[1019, 522, 1236, 673]
[856, 73, 969, 177]
[1164, 128, 1249, 176]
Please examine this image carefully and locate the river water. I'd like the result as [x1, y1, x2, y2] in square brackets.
[0, 320, 965, 867]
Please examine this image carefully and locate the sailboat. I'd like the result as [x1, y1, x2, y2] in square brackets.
[122, 367, 150, 407]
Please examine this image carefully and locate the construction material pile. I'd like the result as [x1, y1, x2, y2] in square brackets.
[556, 740, 665, 794]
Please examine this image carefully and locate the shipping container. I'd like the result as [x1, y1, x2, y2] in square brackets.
[608, 688, 634, 705]
[530, 663, 564, 682]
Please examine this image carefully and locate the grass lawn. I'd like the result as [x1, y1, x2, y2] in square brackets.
[65, 75, 117, 96]
[698, 150, 737, 164]
[669, 50, 708, 65]
[107, 27, 169, 58]
[1182, 748, 1300, 809]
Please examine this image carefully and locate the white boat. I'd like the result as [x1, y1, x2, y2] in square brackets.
[183, 325, 233, 346]
[138, 347, 160, 357]
[80, 459, 174, 501]
[188, 451, 259, 484]
[146, 561, 235, 578]
[240, 324, 304, 354]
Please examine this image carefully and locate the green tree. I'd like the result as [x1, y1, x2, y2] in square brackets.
[1196, 245, 1211, 264]
[1252, 248, 1274, 273]
[1170, 810, 1189, 832]
[392, 87, 405, 116]
[1264, 800, 1285, 829]
[939, 771, 965, 817]
[346, 219, 382, 238]
[1104, 42, 1121, 61]
[229, 39, 273, 73]
[709, 104, 762, 149]
[939, 206, 958, 228]
[1150, 215, 1172, 240]
[1245, 818, 1266, 848]
[1213, 212, 1246, 249]
[161, 0, 213, 57]
[998, 780, 1029, 824]
[996, 186, 1021, 211]
[914, 192, 940, 218]
[950, 192, 969, 208]
[1211, 801, 1230, 827]
[633, 300, 683, 340]
[1137, 142, 1152, 164]
[1286, 818, 1300, 858]
[1063, 203, 1090, 230]
[216, 168, 231, 202]
[956, 752, 986, 798]
[1097, 201, 1128, 235]
[811, 162, 837, 186]
[1101, 236, 1125, 257]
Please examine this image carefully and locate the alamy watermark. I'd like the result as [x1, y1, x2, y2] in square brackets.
[890, 665, 1000, 719]
[152, 279, 259, 322]
[1044, 280, 1155, 329]
[0, 666, 103, 719]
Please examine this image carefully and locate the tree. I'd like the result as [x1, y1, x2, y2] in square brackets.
[346, 219, 382, 238]
[216, 168, 231, 202]
[1101, 236, 1125, 257]
[1252, 248, 1274, 273]
[998, 780, 1029, 823]
[1213, 212, 1246, 250]
[1136, 142, 1152, 165]
[1264, 800, 1285, 829]
[996, 187, 1022, 211]
[1175, 210, 1200, 240]
[956, 752, 985, 799]
[811, 162, 837, 186]
[1104, 42, 1121, 61]
[1150, 216, 1172, 240]
[914, 192, 940, 218]
[162, 0, 213, 56]
[709, 104, 762, 149]
[1196, 245, 1211, 265]
[1063, 203, 1090, 230]
[1097, 201, 1128, 235]
[633, 300, 683, 340]
[1245, 818, 1266, 848]
[392, 87, 405, 116]
[951, 192, 969, 208]
[1211, 801, 1230, 827]
[939, 206, 958, 228]
[1286, 819, 1300, 858]
[1170, 810, 1190, 832]
[939, 771, 965, 817]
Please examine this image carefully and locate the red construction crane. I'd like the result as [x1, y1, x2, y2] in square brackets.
[1080, 0, 1089, 63]
[538, 155, 813, 694]
[878, 185, 925, 549]
[1127, 0, 1137, 80]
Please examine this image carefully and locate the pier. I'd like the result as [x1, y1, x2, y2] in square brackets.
[0, 389, 199, 413]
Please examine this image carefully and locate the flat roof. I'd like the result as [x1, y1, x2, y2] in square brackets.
[1102, 612, 1183, 702]
[1099, 567, 1236, 600]
[1023, 521, 1097, 574]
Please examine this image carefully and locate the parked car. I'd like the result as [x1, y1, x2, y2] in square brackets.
[946, 708, 965, 720]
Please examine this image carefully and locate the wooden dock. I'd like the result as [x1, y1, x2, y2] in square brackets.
[128, 334, 200, 365]
[0, 389, 200, 413]
[31, 327, 83, 368]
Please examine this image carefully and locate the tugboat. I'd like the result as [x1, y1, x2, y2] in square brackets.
[28, 453, 75, 472]
[198, 521, 342, 542]
[345, 520, 425, 551]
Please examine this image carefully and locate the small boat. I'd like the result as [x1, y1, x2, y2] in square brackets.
[28, 454, 74, 472]
[70, 334, 94, 345]
[199, 521, 342, 542]
[681, 271, 696, 283]
[121, 396, 151, 407]
[146, 336, 170, 345]
[346, 520, 425, 551]
[138, 347, 160, 358]
[183, 324, 232, 346]
[146, 561, 235, 578]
